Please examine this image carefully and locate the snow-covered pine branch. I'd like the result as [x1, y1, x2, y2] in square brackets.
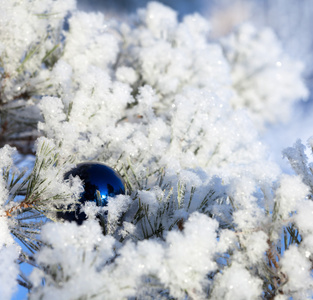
[0, 0, 312, 299]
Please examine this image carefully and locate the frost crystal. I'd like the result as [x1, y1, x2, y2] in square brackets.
[0, 245, 19, 300]
[222, 23, 308, 129]
[0, 0, 311, 299]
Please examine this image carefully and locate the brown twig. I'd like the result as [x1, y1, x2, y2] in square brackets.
[267, 246, 280, 269]
[3, 201, 33, 217]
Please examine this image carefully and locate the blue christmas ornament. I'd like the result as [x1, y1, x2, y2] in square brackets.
[57, 162, 125, 224]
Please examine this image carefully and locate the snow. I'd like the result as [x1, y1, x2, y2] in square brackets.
[211, 262, 263, 299]
[30, 214, 219, 299]
[275, 174, 309, 220]
[280, 245, 313, 297]
[0, 246, 20, 300]
[0, 0, 313, 298]
[222, 23, 308, 130]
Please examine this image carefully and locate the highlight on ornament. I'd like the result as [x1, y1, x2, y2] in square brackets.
[57, 162, 126, 224]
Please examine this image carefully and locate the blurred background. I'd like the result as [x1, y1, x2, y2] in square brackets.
[77, 0, 313, 171]
[77, 0, 313, 95]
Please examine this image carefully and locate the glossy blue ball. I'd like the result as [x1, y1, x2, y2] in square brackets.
[58, 162, 125, 224]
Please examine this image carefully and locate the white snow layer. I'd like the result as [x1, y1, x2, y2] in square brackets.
[0, 0, 312, 299]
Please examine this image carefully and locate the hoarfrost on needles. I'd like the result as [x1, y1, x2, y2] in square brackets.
[0, 0, 312, 299]
[0, 145, 16, 247]
[0, 246, 19, 300]
[0, 146, 20, 300]
[211, 262, 263, 299]
[275, 174, 309, 220]
[222, 23, 308, 130]
[280, 246, 313, 297]
[30, 214, 220, 299]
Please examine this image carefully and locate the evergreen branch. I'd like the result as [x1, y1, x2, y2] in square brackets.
[17, 44, 41, 73]
[41, 44, 60, 63]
